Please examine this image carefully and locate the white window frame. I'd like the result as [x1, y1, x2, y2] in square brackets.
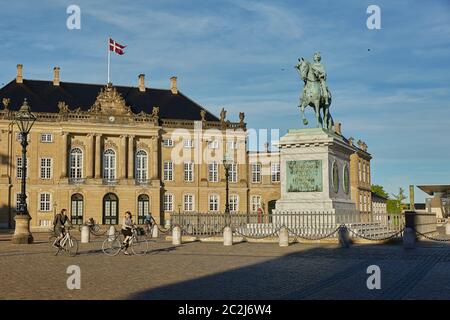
[103, 149, 116, 180]
[251, 195, 262, 213]
[183, 139, 194, 148]
[164, 194, 174, 212]
[40, 157, 53, 179]
[39, 193, 52, 212]
[229, 162, 237, 183]
[251, 163, 262, 183]
[183, 194, 194, 212]
[184, 161, 194, 182]
[229, 194, 239, 212]
[208, 162, 218, 182]
[271, 162, 280, 182]
[163, 139, 174, 147]
[208, 194, 220, 212]
[70, 148, 83, 180]
[208, 140, 219, 149]
[40, 133, 53, 143]
[135, 150, 148, 181]
[16, 157, 29, 179]
[227, 140, 238, 150]
[164, 161, 174, 181]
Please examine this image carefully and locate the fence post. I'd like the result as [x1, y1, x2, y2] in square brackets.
[279, 227, 289, 247]
[172, 226, 181, 245]
[223, 226, 233, 246]
[152, 225, 159, 238]
[403, 227, 415, 249]
[446, 222, 450, 235]
[81, 225, 90, 243]
[107, 226, 115, 242]
[338, 225, 350, 248]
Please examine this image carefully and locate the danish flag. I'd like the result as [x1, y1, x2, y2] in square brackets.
[109, 38, 126, 55]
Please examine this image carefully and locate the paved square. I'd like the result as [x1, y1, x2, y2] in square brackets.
[1, 231, 450, 300]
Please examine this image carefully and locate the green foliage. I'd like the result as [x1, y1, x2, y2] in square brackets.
[387, 199, 401, 214]
[371, 185, 389, 199]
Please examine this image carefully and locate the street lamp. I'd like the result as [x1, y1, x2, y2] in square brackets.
[222, 155, 232, 222]
[12, 99, 36, 244]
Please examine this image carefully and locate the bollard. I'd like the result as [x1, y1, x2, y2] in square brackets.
[107, 225, 116, 242]
[223, 226, 233, 246]
[152, 225, 159, 238]
[403, 227, 415, 249]
[338, 225, 350, 248]
[446, 223, 450, 235]
[279, 227, 289, 247]
[172, 226, 181, 245]
[165, 219, 171, 229]
[81, 225, 90, 243]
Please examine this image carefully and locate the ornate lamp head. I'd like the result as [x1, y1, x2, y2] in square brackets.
[15, 98, 36, 134]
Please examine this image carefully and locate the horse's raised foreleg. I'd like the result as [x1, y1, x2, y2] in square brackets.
[299, 98, 308, 126]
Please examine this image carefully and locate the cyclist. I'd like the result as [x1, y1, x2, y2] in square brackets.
[121, 211, 135, 255]
[144, 213, 156, 235]
[53, 208, 70, 248]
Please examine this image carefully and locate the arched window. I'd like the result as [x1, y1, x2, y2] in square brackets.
[136, 150, 148, 181]
[71, 194, 84, 225]
[69, 148, 83, 180]
[103, 149, 116, 180]
[137, 194, 150, 224]
[103, 193, 118, 225]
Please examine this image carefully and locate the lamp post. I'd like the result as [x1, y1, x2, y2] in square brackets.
[12, 99, 36, 244]
[222, 155, 232, 225]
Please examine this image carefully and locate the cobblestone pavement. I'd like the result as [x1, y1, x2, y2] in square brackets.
[1, 231, 450, 300]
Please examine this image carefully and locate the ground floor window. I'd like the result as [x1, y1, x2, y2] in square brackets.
[103, 193, 118, 225]
[71, 193, 84, 225]
[137, 194, 150, 224]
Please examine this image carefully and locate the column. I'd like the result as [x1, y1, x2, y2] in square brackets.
[120, 135, 127, 179]
[151, 136, 159, 180]
[128, 135, 134, 179]
[95, 134, 102, 178]
[86, 134, 94, 179]
[60, 132, 68, 178]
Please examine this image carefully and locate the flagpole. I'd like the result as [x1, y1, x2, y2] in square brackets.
[107, 36, 111, 84]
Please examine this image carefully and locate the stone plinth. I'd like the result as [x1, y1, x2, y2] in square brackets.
[12, 214, 34, 244]
[274, 128, 357, 215]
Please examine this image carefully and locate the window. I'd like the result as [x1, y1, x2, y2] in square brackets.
[135, 150, 148, 181]
[362, 162, 366, 183]
[208, 162, 218, 182]
[39, 220, 51, 227]
[137, 194, 150, 224]
[164, 194, 174, 212]
[39, 193, 51, 212]
[40, 133, 53, 143]
[358, 161, 362, 182]
[164, 161, 173, 181]
[184, 194, 194, 212]
[251, 163, 262, 183]
[71, 194, 84, 225]
[184, 161, 194, 182]
[183, 139, 194, 148]
[271, 162, 280, 182]
[227, 140, 238, 150]
[103, 193, 119, 225]
[103, 149, 116, 180]
[208, 140, 219, 149]
[251, 195, 262, 212]
[70, 148, 83, 180]
[229, 162, 237, 183]
[16, 132, 30, 142]
[163, 139, 173, 147]
[359, 193, 363, 211]
[208, 194, 219, 212]
[229, 194, 239, 212]
[40, 158, 52, 179]
[16, 157, 28, 179]
[15, 193, 21, 212]
[366, 165, 370, 184]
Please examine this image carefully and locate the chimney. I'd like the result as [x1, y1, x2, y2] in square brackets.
[138, 74, 145, 92]
[53, 67, 60, 86]
[170, 76, 178, 94]
[16, 64, 23, 83]
[334, 122, 342, 135]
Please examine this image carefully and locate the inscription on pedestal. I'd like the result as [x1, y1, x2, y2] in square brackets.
[286, 160, 322, 192]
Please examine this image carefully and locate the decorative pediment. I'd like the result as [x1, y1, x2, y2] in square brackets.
[89, 83, 133, 116]
[104, 140, 118, 151]
[136, 142, 149, 151]
[71, 139, 85, 150]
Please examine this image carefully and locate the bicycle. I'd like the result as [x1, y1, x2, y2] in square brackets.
[78, 218, 106, 236]
[102, 227, 148, 256]
[49, 227, 79, 257]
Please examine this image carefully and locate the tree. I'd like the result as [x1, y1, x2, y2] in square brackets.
[391, 187, 407, 203]
[371, 185, 389, 199]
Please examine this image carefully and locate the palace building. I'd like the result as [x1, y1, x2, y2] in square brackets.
[0, 65, 281, 230]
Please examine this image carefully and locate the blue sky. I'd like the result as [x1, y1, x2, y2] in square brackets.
[1, 0, 449, 201]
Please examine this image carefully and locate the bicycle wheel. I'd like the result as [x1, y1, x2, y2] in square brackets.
[102, 236, 122, 256]
[49, 235, 59, 254]
[63, 237, 79, 257]
[131, 237, 148, 255]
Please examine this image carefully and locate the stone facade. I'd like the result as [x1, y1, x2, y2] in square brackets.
[349, 139, 372, 220]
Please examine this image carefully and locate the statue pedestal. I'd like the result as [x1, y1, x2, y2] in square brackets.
[12, 214, 34, 244]
[273, 128, 358, 221]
